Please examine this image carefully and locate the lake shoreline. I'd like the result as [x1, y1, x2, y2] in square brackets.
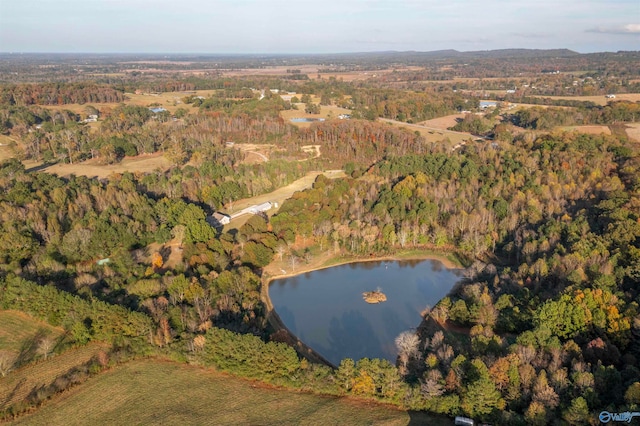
[260, 249, 465, 368]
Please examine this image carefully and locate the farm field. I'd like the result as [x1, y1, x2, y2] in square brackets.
[0, 311, 63, 356]
[378, 118, 474, 145]
[531, 93, 640, 106]
[558, 125, 612, 135]
[418, 113, 465, 130]
[0, 343, 107, 413]
[625, 123, 640, 142]
[34, 153, 173, 179]
[9, 359, 448, 426]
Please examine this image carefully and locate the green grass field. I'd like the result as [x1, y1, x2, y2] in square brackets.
[10, 360, 449, 426]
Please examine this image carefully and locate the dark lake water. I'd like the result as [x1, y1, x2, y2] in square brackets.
[269, 259, 463, 365]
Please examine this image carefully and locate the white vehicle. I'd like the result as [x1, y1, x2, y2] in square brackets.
[454, 417, 474, 426]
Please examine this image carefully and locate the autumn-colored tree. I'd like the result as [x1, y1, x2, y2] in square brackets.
[151, 251, 164, 269]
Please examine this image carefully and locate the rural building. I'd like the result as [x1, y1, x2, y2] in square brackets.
[226, 202, 279, 221]
[209, 212, 231, 226]
[248, 202, 273, 214]
[149, 107, 167, 113]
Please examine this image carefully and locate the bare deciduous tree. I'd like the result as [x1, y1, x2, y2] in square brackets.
[395, 331, 420, 373]
[0, 350, 14, 377]
[37, 336, 55, 360]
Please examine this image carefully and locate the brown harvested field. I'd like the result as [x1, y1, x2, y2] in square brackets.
[418, 113, 465, 130]
[559, 125, 612, 135]
[0, 343, 107, 412]
[379, 118, 474, 145]
[39, 102, 119, 116]
[10, 359, 448, 426]
[531, 93, 640, 106]
[625, 123, 640, 142]
[219, 65, 405, 82]
[36, 153, 173, 179]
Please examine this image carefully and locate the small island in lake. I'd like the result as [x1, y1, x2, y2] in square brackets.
[363, 289, 387, 304]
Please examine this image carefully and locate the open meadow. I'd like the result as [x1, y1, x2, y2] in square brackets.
[34, 153, 173, 179]
[531, 93, 640, 106]
[9, 359, 449, 426]
[0, 310, 64, 370]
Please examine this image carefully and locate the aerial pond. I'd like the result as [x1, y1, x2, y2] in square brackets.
[269, 259, 463, 365]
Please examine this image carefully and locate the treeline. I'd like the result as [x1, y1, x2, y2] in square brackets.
[0, 83, 126, 106]
[0, 275, 153, 347]
[350, 88, 467, 122]
[509, 101, 640, 130]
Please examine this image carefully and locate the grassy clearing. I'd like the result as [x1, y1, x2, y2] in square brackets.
[280, 105, 352, 128]
[10, 359, 446, 426]
[37, 153, 172, 179]
[0, 343, 106, 412]
[530, 93, 640, 106]
[379, 118, 473, 145]
[624, 123, 640, 142]
[0, 311, 63, 356]
[558, 125, 612, 135]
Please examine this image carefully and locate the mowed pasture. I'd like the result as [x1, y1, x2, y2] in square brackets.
[10, 359, 449, 426]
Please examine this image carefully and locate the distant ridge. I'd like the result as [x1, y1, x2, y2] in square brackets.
[338, 48, 580, 60]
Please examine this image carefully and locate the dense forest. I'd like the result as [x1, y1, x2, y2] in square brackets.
[0, 55, 639, 424]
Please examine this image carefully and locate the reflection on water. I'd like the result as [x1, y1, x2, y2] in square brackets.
[270, 259, 462, 365]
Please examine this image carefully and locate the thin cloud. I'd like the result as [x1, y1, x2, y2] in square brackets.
[587, 24, 640, 34]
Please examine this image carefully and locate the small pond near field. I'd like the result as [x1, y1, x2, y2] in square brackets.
[269, 259, 463, 365]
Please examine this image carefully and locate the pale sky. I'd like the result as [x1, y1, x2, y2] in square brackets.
[1, 0, 638, 53]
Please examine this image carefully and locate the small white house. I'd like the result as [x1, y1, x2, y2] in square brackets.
[211, 212, 231, 226]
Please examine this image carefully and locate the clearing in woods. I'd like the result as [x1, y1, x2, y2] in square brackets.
[10, 359, 449, 426]
[33, 153, 173, 179]
[558, 125, 612, 135]
[221, 170, 345, 231]
[625, 123, 640, 142]
[378, 118, 475, 145]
